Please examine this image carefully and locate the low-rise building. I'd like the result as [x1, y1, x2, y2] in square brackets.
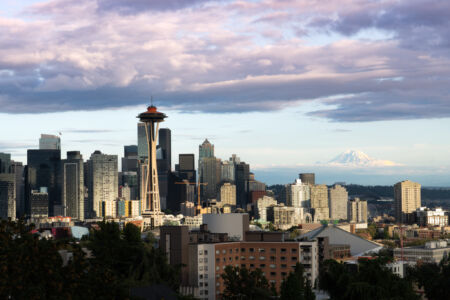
[394, 240, 450, 264]
[415, 207, 448, 227]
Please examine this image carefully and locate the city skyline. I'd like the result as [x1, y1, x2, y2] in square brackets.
[1, 0, 450, 186]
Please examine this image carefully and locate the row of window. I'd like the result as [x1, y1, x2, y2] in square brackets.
[198, 250, 209, 255]
[216, 256, 297, 262]
[215, 263, 294, 271]
[215, 248, 297, 255]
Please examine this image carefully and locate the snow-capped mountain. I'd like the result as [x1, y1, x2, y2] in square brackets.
[328, 150, 399, 167]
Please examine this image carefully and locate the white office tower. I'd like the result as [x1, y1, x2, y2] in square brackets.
[286, 179, 311, 208]
[39, 134, 61, 150]
[86, 151, 118, 218]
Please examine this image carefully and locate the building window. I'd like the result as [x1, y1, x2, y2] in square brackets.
[235, 256, 239, 260]
[199, 275, 203, 279]
[216, 266, 219, 271]
[250, 264, 255, 268]
[249, 248, 255, 253]
[259, 256, 266, 260]
[199, 258, 203, 263]
[199, 282, 203, 287]
[291, 248, 297, 253]
[259, 248, 266, 253]
[270, 248, 276, 253]
[260, 264, 266, 268]
[216, 258, 219, 263]
[241, 256, 246, 260]
[229, 257, 232, 261]
[235, 248, 239, 253]
[241, 248, 245, 252]
[249, 256, 255, 260]
[241, 264, 246, 268]
[229, 249, 233, 254]
[291, 257, 297, 261]
[205, 266, 208, 271]
[205, 274, 208, 279]
[204, 258, 208, 263]
[199, 250, 203, 255]
[199, 266, 203, 271]
[270, 264, 276, 269]
[281, 272, 287, 276]
[205, 282, 208, 287]
[222, 250, 226, 254]
[281, 248, 287, 253]
[223, 258, 226, 262]
[270, 256, 276, 262]
[281, 256, 286, 261]
[270, 272, 276, 276]
[216, 250, 220, 255]
[270, 280, 276, 284]
[281, 264, 287, 268]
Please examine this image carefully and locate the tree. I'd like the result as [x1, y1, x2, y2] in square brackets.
[221, 266, 272, 299]
[280, 263, 315, 300]
[319, 258, 418, 300]
[407, 255, 450, 300]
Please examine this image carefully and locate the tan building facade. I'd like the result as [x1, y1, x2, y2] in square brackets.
[310, 184, 329, 221]
[219, 182, 236, 206]
[394, 180, 421, 223]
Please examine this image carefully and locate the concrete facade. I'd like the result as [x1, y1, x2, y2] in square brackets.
[328, 185, 348, 221]
[394, 180, 421, 223]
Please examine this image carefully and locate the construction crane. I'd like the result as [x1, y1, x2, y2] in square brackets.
[175, 180, 208, 215]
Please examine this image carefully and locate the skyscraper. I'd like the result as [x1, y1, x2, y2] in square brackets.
[39, 134, 61, 150]
[157, 128, 171, 210]
[61, 151, 84, 220]
[137, 105, 167, 228]
[286, 179, 310, 208]
[235, 162, 249, 208]
[310, 184, 329, 221]
[178, 154, 196, 183]
[394, 180, 421, 223]
[299, 173, 315, 185]
[198, 139, 219, 201]
[328, 184, 348, 220]
[86, 151, 118, 218]
[11, 161, 24, 218]
[0, 152, 11, 173]
[0, 174, 15, 220]
[220, 182, 236, 206]
[221, 160, 235, 182]
[26, 149, 61, 216]
[122, 145, 138, 172]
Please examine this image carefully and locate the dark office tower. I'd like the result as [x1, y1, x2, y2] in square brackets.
[124, 145, 138, 158]
[160, 226, 190, 285]
[0, 153, 11, 173]
[159, 128, 171, 172]
[122, 145, 138, 172]
[11, 161, 24, 218]
[137, 123, 148, 160]
[26, 149, 61, 216]
[299, 173, 315, 185]
[0, 174, 15, 220]
[235, 162, 250, 208]
[61, 151, 84, 220]
[179, 154, 196, 183]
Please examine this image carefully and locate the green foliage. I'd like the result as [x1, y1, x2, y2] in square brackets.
[221, 266, 272, 299]
[0, 219, 179, 299]
[319, 258, 418, 300]
[407, 256, 450, 300]
[280, 263, 315, 300]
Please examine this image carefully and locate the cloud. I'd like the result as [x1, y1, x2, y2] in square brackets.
[0, 0, 449, 122]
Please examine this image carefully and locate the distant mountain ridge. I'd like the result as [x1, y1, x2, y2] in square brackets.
[328, 150, 399, 167]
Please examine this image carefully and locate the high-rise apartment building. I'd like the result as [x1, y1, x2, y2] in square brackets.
[61, 151, 84, 220]
[39, 134, 61, 150]
[286, 179, 310, 208]
[86, 151, 118, 218]
[220, 182, 236, 206]
[299, 173, 315, 185]
[26, 149, 61, 216]
[328, 185, 348, 220]
[394, 180, 421, 223]
[348, 197, 367, 223]
[310, 184, 329, 221]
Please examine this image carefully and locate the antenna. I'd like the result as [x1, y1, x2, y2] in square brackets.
[150, 95, 154, 107]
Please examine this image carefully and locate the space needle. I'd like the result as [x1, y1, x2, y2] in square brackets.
[137, 104, 167, 228]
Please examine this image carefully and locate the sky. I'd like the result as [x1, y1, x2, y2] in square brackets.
[1, 0, 450, 186]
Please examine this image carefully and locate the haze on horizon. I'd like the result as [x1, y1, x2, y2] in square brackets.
[1, 0, 450, 186]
